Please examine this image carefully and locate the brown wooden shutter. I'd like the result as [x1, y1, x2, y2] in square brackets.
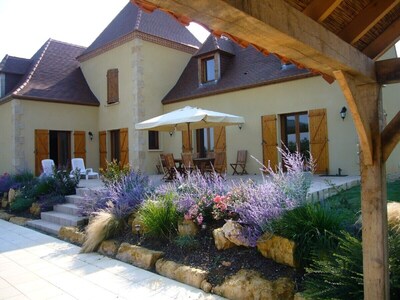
[261, 115, 278, 171]
[73, 131, 86, 162]
[35, 129, 49, 176]
[182, 130, 191, 153]
[99, 131, 107, 170]
[309, 108, 329, 174]
[119, 128, 129, 167]
[107, 69, 119, 104]
[214, 126, 226, 170]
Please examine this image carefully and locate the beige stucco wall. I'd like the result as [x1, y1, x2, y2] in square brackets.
[0, 100, 14, 173]
[81, 37, 194, 174]
[162, 76, 364, 175]
[19, 100, 99, 173]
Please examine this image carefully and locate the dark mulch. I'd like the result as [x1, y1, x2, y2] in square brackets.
[117, 222, 304, 289]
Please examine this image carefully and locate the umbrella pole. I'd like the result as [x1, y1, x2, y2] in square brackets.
[187, 122, 192, 153]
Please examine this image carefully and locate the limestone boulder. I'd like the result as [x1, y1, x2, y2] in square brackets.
[294, 292, 306, 300]
[201, 280, 213, 293]
[213, 269, 295, 300]
[98, 240, 120, 257]
[8, 189, 16, 203]
[1, 193, 8, 208]
[178, 219, 199, 236]
[9, 216, 31, 226]
[0, 210, 13, 221]
[116, 242, 164, 270]
[257, 233, 297, 268]
[222, 220, 249, 247]
[29, 202, 41, 217]
[212, 228, 235, 250]
[59, 226, 85, 245]
[155, 258, 209, 289]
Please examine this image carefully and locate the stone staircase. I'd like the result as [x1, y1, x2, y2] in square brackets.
[27, 188, 92, 236]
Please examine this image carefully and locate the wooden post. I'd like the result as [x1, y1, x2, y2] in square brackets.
[334, 71, 389, 299]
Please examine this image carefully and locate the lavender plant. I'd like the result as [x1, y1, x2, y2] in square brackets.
[80, 170, 152, 253]
[233, 149, 313, 246]
[157, 170, 228, 225]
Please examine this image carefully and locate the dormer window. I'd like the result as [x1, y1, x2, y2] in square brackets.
[202, 57, 216, 82]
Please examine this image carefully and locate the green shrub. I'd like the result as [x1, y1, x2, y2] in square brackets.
[271, 203, 344, 267]
[137, 193, 179, 240]
[10, 195, 36, 213]
[304, 229, 400, 299]
[303, 231, 363, 299]
[100, 159, 131, 187]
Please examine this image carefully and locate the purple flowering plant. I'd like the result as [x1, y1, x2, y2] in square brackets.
[233, 148, 314, 246]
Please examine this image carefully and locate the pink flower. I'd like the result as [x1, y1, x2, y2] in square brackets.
[184, 213, 192, 220]
[196, 213, 203, 225]
[214, 195, 222, 203]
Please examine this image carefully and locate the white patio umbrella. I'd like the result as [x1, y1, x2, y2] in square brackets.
[135, 106, 245, 151]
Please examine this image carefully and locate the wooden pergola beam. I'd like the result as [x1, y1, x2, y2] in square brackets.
[338, 0, 399, 44]
[333, 70, 373, 165]
[302, 0, 343, 22]
[363, 17, 400, 60]
[375, 58, 400, 84]
[134, 0, 376, 83]
[382, 111, 400, 162]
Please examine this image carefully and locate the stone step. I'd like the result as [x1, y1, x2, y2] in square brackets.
[75, 187, 104, 197]
[65, 195, 85, 205]
[41, 211, 86, 227]
[26, 219, 62, 236]
[54, 203, 80, 216]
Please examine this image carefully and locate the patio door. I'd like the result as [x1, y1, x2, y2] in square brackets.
[281, 112, 310, 158]
[49, 131, 71, 168]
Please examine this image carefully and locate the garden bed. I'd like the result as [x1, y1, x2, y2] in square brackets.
[116, 221, 302, 288]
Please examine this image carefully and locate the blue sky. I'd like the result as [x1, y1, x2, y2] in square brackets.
[0, 0, 209, 59]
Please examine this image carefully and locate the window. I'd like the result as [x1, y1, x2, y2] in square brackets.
[196, 128, 214, 157]
[110, 129, 120, 162]
[107, 69, 119, 104]
[281, 112, 310, 158]
[148, 131, 160, 150]
[202, 57, 215, 83]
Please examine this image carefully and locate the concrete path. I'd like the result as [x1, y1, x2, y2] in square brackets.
[0, 220, 222, 300]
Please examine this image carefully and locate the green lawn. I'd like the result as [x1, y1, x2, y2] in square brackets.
[324, 179, 400, 226]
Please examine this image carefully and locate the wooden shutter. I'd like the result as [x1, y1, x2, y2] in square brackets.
[107, 69, 119, 104]
[214, 126, 226, 170]
[99, 131, 107, 170]
[261, 115, 278, 171]
[35, 129, 49, 176]
[182, 130, 191, 153]
[73, 131, 86, 162]
[119, 128, 129, 167]
[309, 108, 329, 174]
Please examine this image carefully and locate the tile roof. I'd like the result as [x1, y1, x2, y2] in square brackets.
[0, 55, 32, 75]
[1, 39, 99, 106]
[81, 2, 201, 57]
[162, 35, 313, 104]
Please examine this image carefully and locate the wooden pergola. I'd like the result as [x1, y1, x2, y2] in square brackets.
[132, 0, 400, 298]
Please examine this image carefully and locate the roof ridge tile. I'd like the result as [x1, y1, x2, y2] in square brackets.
[13, 39, 52, 95]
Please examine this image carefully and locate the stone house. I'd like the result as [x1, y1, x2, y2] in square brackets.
[0, 1, 399, 177]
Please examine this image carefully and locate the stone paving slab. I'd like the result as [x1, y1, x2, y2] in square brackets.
[0, 220, 223, 300]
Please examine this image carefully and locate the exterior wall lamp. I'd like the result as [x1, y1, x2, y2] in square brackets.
[88, 131, 94, 140]
[169, 131, 174, 137]
[340, 106, 347, 121]
[238, 123, 243, 130]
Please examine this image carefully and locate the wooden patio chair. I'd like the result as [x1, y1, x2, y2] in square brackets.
[163, 153, 178, 181]
[230, 150, 248, 175]
[159, 154, 169, 180]
[205, 151, 226, 178]
[181, 152, 195, 173]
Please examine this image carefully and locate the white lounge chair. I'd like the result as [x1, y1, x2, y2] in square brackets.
[41, 159, 55, 176]
[71, 158, 99, 180]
